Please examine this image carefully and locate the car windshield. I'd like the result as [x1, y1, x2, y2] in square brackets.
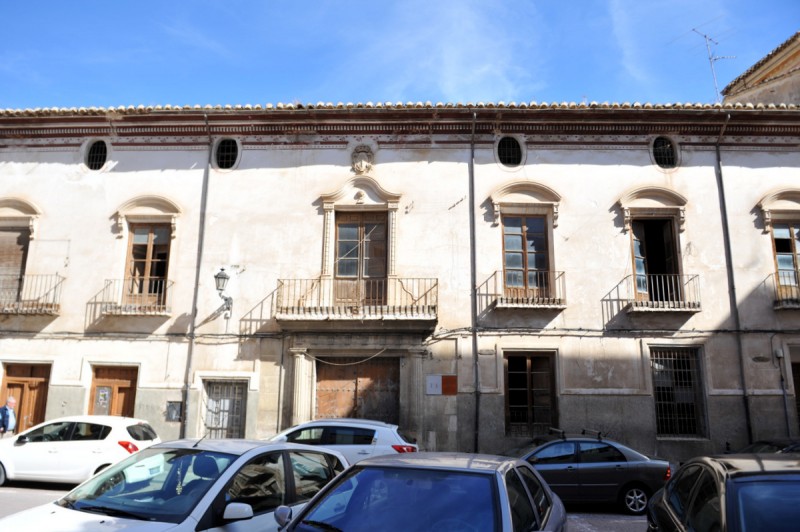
[57, 447, 236, 524]
[293, 466, 499, 532]
[733, 477, 800, 531]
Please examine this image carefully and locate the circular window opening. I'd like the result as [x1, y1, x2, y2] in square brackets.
[216, 139, 239, 169]
[653, 137, 677, 169]
[86, 140, 108, 170]
[497, 137, 523, 167]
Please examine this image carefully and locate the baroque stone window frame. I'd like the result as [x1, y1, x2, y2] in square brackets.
[618, 186, 687, 233]
[758, 189, 800, 233]
[319, 176, 401, 278]
[114, 195, 182, 240]
[490, 181, 561, 227]
[0, 198, 41, 239]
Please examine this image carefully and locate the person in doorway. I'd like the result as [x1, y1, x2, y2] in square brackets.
[0, 396, 17, 437]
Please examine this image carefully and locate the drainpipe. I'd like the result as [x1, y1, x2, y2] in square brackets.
[770, 334, 792, 436]
[714, 112, 754, 443]
[180, 114, 214, 438]
[468, 111, 481, 452]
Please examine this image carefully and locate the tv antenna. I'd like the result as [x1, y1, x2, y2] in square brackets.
[693, 29, 735, 102]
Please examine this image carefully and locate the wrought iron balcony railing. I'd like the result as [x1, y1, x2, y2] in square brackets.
[624, 273, 701, 312]
[276, 277, 437, 320]
[772, 270, 800, 309]
[478, 270, 567, 309]
[0, 274, 65, 315]
[98, 278, 174, 316]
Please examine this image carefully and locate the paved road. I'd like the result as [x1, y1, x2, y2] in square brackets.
[0, 482, 648, 530]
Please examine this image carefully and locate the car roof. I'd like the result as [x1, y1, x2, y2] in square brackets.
[295, 418, 399, 429]
[690, 454, 800, 480]
[30, 415, 152, 425]
[152, 438, 350, 460]
[355, 451, 519, 473]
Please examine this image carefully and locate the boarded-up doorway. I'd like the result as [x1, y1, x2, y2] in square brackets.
[315, 357, 399, 424]
[1, 363, 50, 433]
[90, 366, 138, 417]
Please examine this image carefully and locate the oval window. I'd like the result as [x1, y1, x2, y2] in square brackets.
[216, 139, 239, 169]
[653, 137, 677, 169]
[498, 137, 523, 167]
[86, 140, 108, 170]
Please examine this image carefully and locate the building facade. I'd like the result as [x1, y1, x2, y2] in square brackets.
[1, 101, 799, 463]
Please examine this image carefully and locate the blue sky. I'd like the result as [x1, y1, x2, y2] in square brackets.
[1, 0, 798, 109]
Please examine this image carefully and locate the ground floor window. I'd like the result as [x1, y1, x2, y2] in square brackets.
[203, 380, 247, 438]
[650, 346, 707, 437]
[504, 352, 557, 436]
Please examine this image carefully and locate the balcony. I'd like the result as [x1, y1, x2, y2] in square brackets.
[623, 273, 701, 313]
[772, 271, 800, 309]
[275, 277, 437, 329]
[478, 271, 567, 310]
[0, 274, 65, 315]
[97, 278, 174, 316]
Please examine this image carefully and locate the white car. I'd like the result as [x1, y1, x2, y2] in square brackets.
[0, 439, 349, 531]
[0, 414, 160, 485]
[269, 418, 418, 464]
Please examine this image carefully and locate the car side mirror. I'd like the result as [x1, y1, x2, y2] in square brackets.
[14, 435, 29, 446]
[274, 505, 293, 528]
[528, 456, 539, 464]
[222, 502, 254, 522]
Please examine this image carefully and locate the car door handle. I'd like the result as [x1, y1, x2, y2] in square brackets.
[358, 450, 370, 455]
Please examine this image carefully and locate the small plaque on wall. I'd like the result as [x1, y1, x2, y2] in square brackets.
[166, 401, 183, 422]
[426, 375, 457, 395]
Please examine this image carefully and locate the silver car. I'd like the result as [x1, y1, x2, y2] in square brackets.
[274, 452, 567, 531]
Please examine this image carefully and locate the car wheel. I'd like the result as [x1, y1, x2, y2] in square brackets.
[0, 462, 6, 486]
[621, 484, 649, 515]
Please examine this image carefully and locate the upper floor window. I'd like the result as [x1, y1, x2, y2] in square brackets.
[497, 136, 523, 167]
[0, 226, 30, 306]
[652, 136, 677, 169]
[631, 218, 680, 302]
[124, 223, 171, 308]
[757, 189, 800, 307]
[503, 215, 549, 299]
[335, 212, 387, 305]
[772, 222, 800, 297]
[86, 140, 108, 170]
[215, 138, 239, 169]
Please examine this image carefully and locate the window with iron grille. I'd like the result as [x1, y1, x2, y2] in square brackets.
[86, 140, 108, 170]
[650, 347, 706, 437]
[216, 138, 239, 169]
[498, 136, 523, 167]
[652, 137, 677, 169]
[204, 380, 247, 438]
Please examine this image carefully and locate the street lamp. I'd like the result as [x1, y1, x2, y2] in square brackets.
[214, 268, 233, 317]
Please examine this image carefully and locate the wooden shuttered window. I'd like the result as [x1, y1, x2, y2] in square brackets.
[0, 227, 30, 304]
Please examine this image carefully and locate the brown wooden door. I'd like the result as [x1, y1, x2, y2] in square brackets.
[1, 363, 50, 433]
[315, 357, 399, 424]
[90, 366, 138, 417]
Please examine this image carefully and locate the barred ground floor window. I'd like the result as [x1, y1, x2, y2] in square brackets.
[650, 346, 707, 437]
[203, 380, 247, 439]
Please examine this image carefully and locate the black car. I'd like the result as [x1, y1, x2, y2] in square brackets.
[647, 454, 800, 531]
[510, 431, 674, 515]
[731, 438, 800, 454]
